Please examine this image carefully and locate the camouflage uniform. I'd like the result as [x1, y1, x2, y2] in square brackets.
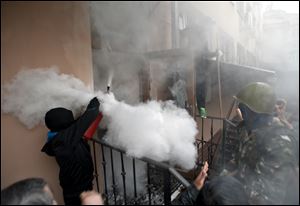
[235, 121, 298, 205]
[224, 82, 300, 204]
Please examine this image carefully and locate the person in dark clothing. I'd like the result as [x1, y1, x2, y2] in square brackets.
[174, 162, 248, 205]
[41, 97, 101, 205]
[1, 178, 56, 205]
[231, 83, 298, 204]
[174, 161, 208, 205]
[195, 55, 208, 118]
[195, 176, 248, 205]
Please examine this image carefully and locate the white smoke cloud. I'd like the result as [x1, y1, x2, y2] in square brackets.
[1, 68, 197, 170]
[98, 92, 197, 170]
[1, 67, 94, 129]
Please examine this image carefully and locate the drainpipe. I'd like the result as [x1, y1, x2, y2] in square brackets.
[217, 50, 224, 119]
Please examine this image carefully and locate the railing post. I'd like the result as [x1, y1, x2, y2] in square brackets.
[222, 119, 227, 170]
[147, 163, 151, 205]
[132, 158, 138, 205]
[201, 117, 204, 163]
[163, 169, 171, 205]
[194, 140, 200, 179]
[101, 145, 109, 205]
[210, 119, 214, 166]
[92, 142, 100, 192]
[120, 152, 127, 205]
[110, 148, 117, 204]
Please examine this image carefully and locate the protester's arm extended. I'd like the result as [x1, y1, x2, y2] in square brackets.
[73, 97, 100, 141]
[172, 162, 209, 205]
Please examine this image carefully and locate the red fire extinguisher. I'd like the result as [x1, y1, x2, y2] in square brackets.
[84, 112, 103, 140]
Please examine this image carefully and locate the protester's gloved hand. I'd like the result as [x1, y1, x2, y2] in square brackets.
[88, 97, 100, 108]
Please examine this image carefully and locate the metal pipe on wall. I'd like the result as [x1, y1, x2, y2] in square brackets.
[217, 49, 224, 120]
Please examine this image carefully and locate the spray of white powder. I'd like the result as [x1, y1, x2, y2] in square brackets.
[2, 68, 197, 170]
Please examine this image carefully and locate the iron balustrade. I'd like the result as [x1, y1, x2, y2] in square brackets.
[90, 116, 237, 205]
[91, 135, 191, 205]
[194, 115, 237, 177]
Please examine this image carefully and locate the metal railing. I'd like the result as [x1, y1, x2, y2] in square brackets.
[90, 115, 237, 205]
[91, 133, 191, 205]
[193, 115, 238, 177]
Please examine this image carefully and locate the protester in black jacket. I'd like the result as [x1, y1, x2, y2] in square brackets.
[42, 97, 100, 205]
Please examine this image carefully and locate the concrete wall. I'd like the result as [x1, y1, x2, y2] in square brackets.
[1, 2, 93, 204]
[189, 2, 240, 40]
[147, 1, 172, 51]
[178, 2, 263, 66]
[90, 1, 172, 53]
[262, 11, 299, 71]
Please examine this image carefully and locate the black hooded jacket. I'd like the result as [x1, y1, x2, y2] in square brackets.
[41, 97, 100, 194]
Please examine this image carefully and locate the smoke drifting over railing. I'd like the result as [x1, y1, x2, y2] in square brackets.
[90, 116, 237, 205]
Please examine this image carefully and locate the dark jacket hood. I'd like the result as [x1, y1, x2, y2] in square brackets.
[45, 107, 74, 132]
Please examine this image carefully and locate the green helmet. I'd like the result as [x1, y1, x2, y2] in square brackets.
[233, 82, 276, 114]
